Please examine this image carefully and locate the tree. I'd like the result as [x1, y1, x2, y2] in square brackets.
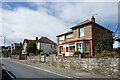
[95, 25, 119, 55]
[26, 41, 37, 55]
[11, 49, 17, 55]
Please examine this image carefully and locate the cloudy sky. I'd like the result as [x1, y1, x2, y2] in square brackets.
[0, 0, 119, 48]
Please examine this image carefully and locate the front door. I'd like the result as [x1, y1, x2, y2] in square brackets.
[65, 47, 69, 56]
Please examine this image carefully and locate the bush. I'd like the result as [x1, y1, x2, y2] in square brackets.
[96, 50, 118, 58]
[48, 48, 57, 55]
[89, 56, 93, 58]
[73, 51, 81, 56]
[36, 49, 44, 55]
[58, 54, 62, 56]
[40, 52, 46, 55]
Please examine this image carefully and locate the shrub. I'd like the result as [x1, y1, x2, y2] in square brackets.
[48, 48, 57, 55]
[40, 52, 46, 55]
[96, 50, 118, 58]
[73, 51, 81, 56]
[58, 54, 62, 56]
[36, 49, 44, 55]
[89, 55, 93, 58]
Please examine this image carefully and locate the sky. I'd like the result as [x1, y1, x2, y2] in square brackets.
[0, 0, 119, 48]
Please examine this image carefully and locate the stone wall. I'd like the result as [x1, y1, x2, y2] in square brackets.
[46, 55, 120, 78]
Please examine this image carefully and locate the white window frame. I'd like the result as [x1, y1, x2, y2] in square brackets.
[68, 34, 72, 38]
[59, 36, 65, 40]
[77, 43, 82, 53]
[80, 28, 84, 37]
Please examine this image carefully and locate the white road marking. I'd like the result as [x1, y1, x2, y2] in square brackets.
[6, 70, 16, 80]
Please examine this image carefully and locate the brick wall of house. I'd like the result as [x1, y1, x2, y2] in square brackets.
[72, 28, 79, 38]
[92, 23, 113, 55]
[84, 24, 92, 39]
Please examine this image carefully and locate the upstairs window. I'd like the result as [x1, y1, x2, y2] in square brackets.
[80, 28, 84, 37]
[67, 34, 72, 38]
[59, 36, 65, 40]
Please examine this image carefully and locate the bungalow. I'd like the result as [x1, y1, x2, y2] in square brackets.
[57, 16, 113, 56]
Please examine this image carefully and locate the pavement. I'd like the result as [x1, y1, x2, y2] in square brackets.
[2, 58, 119, 80]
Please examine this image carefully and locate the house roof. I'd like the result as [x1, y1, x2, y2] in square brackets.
[70, 19, 113, 33]
[38, 37, 56, 45]
[62, 38, 90, 44]
[23, 39, 32, 45]
[14, 43, 21, 47]
[56, 31, 73, 37]
[70, 19, 92, 29]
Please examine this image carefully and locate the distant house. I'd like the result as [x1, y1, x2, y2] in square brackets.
[11, 42, 23, 52]
[37, 37, 57, 54]
[56, 16, 113, 56]
[22, 37, 38, 54]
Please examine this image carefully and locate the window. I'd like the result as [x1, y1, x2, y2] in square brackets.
[69, 46, 75, 52]
[77, 43, 82, 52]
[85, 43, 88, 53]
[60, 46, 63, 54]
[54, 45, 56, 48]
[59, 36, 65, 40]
[51, 45, 52, 48]
[80, 28, 84, 37]
[66, 47, 68, 52]
[67, 34, 72, 38]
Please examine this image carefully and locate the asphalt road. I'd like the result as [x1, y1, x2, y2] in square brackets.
[2, 59, 73, 80]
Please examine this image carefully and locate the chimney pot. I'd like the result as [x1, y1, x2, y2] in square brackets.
[36, 37, 38, 41]
[91, 16, 95, 22]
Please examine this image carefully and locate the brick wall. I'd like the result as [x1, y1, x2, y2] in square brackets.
[92, 23, 113, 55]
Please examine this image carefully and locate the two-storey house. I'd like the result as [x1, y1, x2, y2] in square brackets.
[37, 36, 57, 54]
[57, 16, 113, 56]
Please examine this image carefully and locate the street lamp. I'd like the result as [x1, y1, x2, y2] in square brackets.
[0, 35, 5, 58]
[0, 35, 5, 46]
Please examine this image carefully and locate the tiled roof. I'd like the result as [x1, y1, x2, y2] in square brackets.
[23, 39, 32, 44]
[70, 19, 91, 29]
[38, 37, 56, 45]
[56, 30, 73, 37]
[70, 19, 113, 33]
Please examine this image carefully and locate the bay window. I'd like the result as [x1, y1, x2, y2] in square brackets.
[77, 43, 82, 53]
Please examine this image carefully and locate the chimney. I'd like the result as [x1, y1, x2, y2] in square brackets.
[91, 16, 95, 22]
[36, 37, 38, 41]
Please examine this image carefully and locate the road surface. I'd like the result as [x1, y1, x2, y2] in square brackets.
[2, 59, 73, 80]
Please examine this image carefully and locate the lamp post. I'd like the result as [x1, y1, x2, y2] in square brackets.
[0, 35, 5, 57]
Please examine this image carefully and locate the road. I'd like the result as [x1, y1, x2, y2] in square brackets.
[2, 59, 73, 80]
